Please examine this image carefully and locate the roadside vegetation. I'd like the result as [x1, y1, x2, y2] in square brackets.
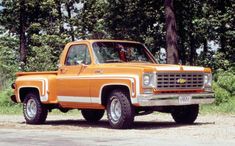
[0, 89, 22, 114]
[201, 68, 235, 114]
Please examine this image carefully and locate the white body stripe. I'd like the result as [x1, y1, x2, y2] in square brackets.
[183, 66, 204, 71]
[156, 66, 180, 71]
[58, 95, 138, 104]
[156, 66, 204, 71]
[90, 97, 101, 103]
[17, 78, 49, 102]
[58, 96, 92, 103]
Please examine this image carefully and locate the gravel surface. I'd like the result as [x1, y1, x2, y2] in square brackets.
[0, 113, 235, 146]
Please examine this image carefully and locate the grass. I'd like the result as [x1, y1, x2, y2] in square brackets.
[0, 104, 22, 115]
[200, 97, 235, 115]
[0, 88, 22, 114]
[1, 100, 235, 115]
[0, 103, 82, 115]
[0, 88, 82, 115]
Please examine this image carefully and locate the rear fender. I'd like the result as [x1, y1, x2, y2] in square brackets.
[16, 78, 49, 102]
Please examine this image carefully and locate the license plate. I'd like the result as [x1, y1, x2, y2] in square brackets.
[179, 95, 192, 104]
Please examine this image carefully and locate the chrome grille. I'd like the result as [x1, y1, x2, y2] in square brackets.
[156, 72, 204, 90]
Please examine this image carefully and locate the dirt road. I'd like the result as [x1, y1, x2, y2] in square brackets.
[0, 113, 234, 146]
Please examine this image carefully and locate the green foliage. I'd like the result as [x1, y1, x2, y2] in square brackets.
[213, 82, 231, 105]
[201, 97, 235, 114]
[104, 0, 165, 49]
[198, 51, 234, 71]
[0, 88, 22, 115]
[80, 0, 110, 39]
[0, 88, 14, 106]
[0, 0, 234, 71]
[25, 46, 58, 71]
[193, 0, 234, 66]
[217, 73, 235, 94]
[0, 34, 19, 89]
[213, 69, 235, 105]
[25, 34, 69, 71]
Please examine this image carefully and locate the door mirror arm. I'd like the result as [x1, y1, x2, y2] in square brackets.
[78, 63, 88, 75]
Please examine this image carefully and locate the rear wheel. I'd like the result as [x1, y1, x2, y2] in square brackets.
[171, 104, 199, 124]
[81, 109, 105, 122]
[23, 93, 48, 124]
[107, 90, 134, 129]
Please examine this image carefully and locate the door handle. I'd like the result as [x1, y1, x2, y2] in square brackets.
[94, 70, 103, 74]
[60, 68, 68, 73]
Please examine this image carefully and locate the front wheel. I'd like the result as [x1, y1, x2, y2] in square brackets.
[171, 104, 199, 124]
[107, 90, 134, 129]
[23, 93, 48, 124]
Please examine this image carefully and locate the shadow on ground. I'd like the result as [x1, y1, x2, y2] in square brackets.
[23, 119, 215, 130]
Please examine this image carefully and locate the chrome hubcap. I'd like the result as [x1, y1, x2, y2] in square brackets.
[26, 98, 37, 119]
[110, 97, 121, 123]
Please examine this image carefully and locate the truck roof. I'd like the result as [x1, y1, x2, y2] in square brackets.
[71, 39, 142, 44]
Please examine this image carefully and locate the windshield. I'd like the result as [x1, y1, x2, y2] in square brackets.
[92, 42, 155, 63]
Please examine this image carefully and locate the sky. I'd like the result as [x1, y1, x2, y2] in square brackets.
[0, 6, 3, 11]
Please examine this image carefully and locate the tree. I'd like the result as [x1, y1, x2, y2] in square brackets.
[19, 0, 27, 68]
[80, 0, 109, 39]
[0, 0, 29, 69]
[192, 0, 234, 69]
[0, 0, 86, 71]
[0, 0, 234, 74]
[164, 0, 179, 64]
[0, 29, 19, 87]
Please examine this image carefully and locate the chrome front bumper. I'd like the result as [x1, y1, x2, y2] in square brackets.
[137, 92, 214, 106]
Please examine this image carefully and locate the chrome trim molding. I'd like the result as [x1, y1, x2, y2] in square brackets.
[137, 92, 214, 106]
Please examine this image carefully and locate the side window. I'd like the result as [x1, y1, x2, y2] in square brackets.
[65, 45, 91, 66]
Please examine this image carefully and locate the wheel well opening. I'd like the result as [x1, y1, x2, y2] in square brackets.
[19, 88, 40, 102]
[101, 85, 130, 107]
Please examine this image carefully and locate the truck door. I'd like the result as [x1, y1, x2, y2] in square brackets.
[57, 44, 92, 104]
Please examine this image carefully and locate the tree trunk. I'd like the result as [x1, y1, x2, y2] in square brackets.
[81, 2, 87, 40]
[203, 39, 208, 60]
[218, 0, 226, 53]
[177, 8, 186, 65]
[66, 2, 75, 41]
[164, 0, 179, 64]
[189, 34, 195, 65]
[56, 0, 64, 34]
[19, 0, 27, 69]
[189, 10, 195, 65]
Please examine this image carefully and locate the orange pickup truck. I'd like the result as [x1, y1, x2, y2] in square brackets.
[11, 40, 214, 129]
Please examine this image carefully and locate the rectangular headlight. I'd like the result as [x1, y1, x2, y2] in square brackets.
[142, 73, 156, 88]
[204, 73, 212, 91]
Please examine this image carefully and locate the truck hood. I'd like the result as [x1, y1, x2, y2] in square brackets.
[100, 63, 205, 72]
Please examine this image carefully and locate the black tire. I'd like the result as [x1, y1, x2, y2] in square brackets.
[171, 104, 199, 124]
[23, 93, 48, 124]
[107, 90, 134, 129]
[81, 109, 105, 122]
